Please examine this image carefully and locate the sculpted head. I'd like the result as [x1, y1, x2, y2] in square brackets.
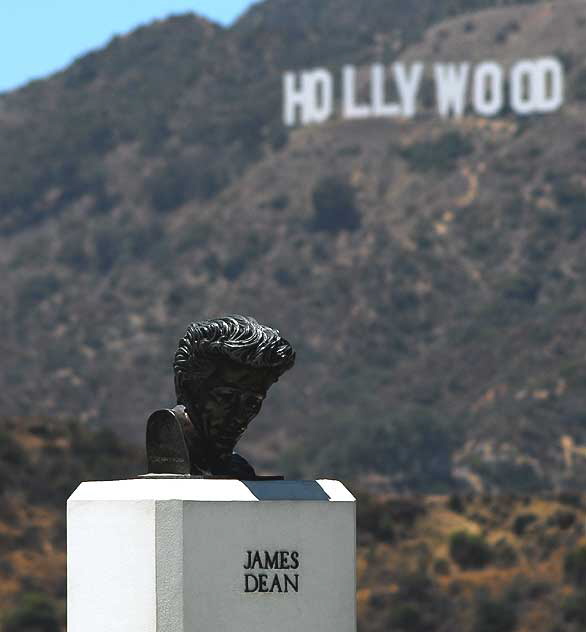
[173, 316, 295, 461]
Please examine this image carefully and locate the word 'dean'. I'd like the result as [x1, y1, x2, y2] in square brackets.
[283, 58, 564, 126]
[243, 549, 300, 594]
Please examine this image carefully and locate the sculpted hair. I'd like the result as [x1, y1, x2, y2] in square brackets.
[173, 315, 295, 402]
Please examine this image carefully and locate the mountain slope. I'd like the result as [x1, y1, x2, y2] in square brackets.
[2, 415, 586, 632]
[1, 0, 585, 491]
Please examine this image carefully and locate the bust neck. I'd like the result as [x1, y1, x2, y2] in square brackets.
[180, 404, 236, 474]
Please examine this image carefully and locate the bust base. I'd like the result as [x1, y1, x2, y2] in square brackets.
[67, 478, 356, 632]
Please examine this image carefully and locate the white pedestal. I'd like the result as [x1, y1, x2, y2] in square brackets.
[67, 479, 356, 632]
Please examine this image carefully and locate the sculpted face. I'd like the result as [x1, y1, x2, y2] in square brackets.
[186, 361, 277, 461]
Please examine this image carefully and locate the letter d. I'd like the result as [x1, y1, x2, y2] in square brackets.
[244, 574, 258, 592]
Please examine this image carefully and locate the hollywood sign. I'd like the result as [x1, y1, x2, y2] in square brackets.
[283, 57, 564, 126]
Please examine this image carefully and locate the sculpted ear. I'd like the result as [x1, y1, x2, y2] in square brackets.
[174, 371, 189, 402]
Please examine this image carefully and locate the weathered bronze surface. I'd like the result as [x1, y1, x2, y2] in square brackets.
[146, 315, 295, 478]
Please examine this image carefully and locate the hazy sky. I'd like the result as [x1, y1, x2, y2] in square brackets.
[0, 1, 257, 92]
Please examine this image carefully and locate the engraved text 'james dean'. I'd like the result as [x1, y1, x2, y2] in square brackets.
[243, 550, 300, 593]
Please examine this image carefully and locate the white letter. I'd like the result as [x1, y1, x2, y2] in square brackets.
[283, 72, 309, 126]
[394, 62, 424, 118]
[307, 68, 334, 123]
[371, 64, 401, 117]
[510, 60, 538, 115]
[343, 65, 372, 119]
[473, 62, 503, 117]
[283, 70, 333, 126]
[535, 57, 564, 113]
[434, 63, 470, 118]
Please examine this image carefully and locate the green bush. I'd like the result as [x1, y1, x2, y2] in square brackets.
[388, 603, 426, 631]
[546, 174, 586, 239]
[356, 492, 396, 542]
[2, 592, 60, 632]
[494, 20, 520, 44]
[17, 274, 60, 310]
[468, 459, 545, 492]
[310, 175, 361, 233]
[449, 531, 493, 569]
[512, 513, 538, 536]
[387, 572, 451, 632]
[147, 159, 225, 212]
[547, 510, 576, 530]
[434, 558, 451, 575]
[400, 131, 473, 173]
[147, 162, 193, 212]
[447, 494, 465, 514]
[565, 546, 586, 585]
[501, 274, 541, 304]
[269, 194, 289, 210]
[0, 431, 28, 467]
[493, 538, 518, 568]
[563, 591, 586, 626]
[475, 596, 517, 632]
[557, 492, 582, 508]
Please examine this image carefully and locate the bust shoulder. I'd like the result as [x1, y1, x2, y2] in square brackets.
[146, 407, 191, 475]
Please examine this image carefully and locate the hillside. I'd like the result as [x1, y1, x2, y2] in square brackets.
[1, 0, 586, 491]
[3, 416, 586, 631]
[358, 491, 586, 632]
[0, 416, 142, 630]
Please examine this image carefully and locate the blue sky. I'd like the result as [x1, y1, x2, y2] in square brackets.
[0, 1, 257, 92]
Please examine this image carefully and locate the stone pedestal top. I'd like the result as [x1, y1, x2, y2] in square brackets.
[69, 478, 355, 502]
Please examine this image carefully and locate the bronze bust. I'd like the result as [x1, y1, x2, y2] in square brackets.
[146, 316, 295, 478]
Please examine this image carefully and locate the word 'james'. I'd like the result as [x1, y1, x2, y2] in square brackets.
[283, 57, 564, 125]
[243, 550, 300, 593]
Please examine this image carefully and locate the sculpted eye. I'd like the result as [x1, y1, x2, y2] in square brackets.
[242, 393, 263, 414]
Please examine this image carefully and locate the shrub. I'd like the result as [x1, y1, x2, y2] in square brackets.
[447, 494, 465, 514]
[310, 175, 361, 233]
[558, 492, 582, 508]
[222, 255, 247, 281]
[475, 596, 517, 632]
[449, 531, 492, 569]
[494, 20, 520, 44]
[268, 124, 288, 151]
[547, 510, 576, 530]
[274, 266, 297, 288]
[388, 572, 451, 632]
[386, 498, 426, 529]
[388, 603, 426, 631]
[0, 431, 27, 467]
[512, 513, 538, 536]
[17, 274, 60, 310]
[147, 160, 225, 212]
[501, 275, 541, 304]
[400, 131, 473, 173]
[434, 558, 451, 575]
[493, 538, 518, 568]
[356, 492, 396, 542]
[58, 236, 89, 269]
[269, 194, 289, 210]
[565, 546, 586, 585]
[505, 574, 551, 603]
[469, 460, 544, 492]
[2, 592, 60, 632]
[147, 163, 193, 212]
[563, 591, 586, 626]
[94, 226, 124, 272]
